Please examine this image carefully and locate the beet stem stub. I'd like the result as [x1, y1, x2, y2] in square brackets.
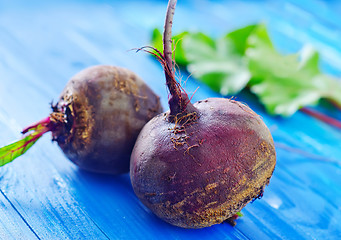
[162, 0, 198, 122]
[163, 0, 177, 78]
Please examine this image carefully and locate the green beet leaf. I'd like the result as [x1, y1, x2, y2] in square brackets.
[151, 28, 251, 95]
[0, 120, 49, 167]
[246, 24, 341, 116]
[182, 32, 251, 95]
[151, 23, 341, 116]
[226, 24, 258, 55]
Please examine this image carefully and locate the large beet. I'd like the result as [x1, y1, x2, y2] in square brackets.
[131, 98, 275, 228]
[130, 0, 276, 228]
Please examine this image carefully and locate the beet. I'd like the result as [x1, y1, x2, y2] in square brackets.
[52, 65, 162, 174]
[0, 65, 162, 174]
[130, 0, 276, 228]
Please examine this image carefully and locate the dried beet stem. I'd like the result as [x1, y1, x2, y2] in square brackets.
[161, 0, 198, 121]
[163, 0, 180, 102]
[163, 0, 177, 78]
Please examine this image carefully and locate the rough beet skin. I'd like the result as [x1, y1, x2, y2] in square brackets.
[52, 65, 162, 174]
[130, 0, 276, 228]
[130, 98, 276, 228]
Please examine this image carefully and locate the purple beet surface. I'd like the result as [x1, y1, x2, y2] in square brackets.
[130, 0, 276, 228]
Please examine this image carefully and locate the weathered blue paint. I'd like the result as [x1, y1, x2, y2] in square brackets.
[0, 0, 340, 239]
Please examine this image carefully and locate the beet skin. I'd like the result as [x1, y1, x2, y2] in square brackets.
[130, 98, 276, 228]
[52, 65, 162, 174]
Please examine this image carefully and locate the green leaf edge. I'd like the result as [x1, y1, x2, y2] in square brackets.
[0, 122, 49, 167]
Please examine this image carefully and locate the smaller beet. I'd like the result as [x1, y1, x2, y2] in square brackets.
[130, 0, 276, 228]
[0, 65, 162, 174]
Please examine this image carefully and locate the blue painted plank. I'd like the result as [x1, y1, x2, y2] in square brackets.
[0, 0, 340, 239]
[0, 189, 38, 239]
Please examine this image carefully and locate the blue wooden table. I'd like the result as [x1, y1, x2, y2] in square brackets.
[1, 0, 341, 239]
